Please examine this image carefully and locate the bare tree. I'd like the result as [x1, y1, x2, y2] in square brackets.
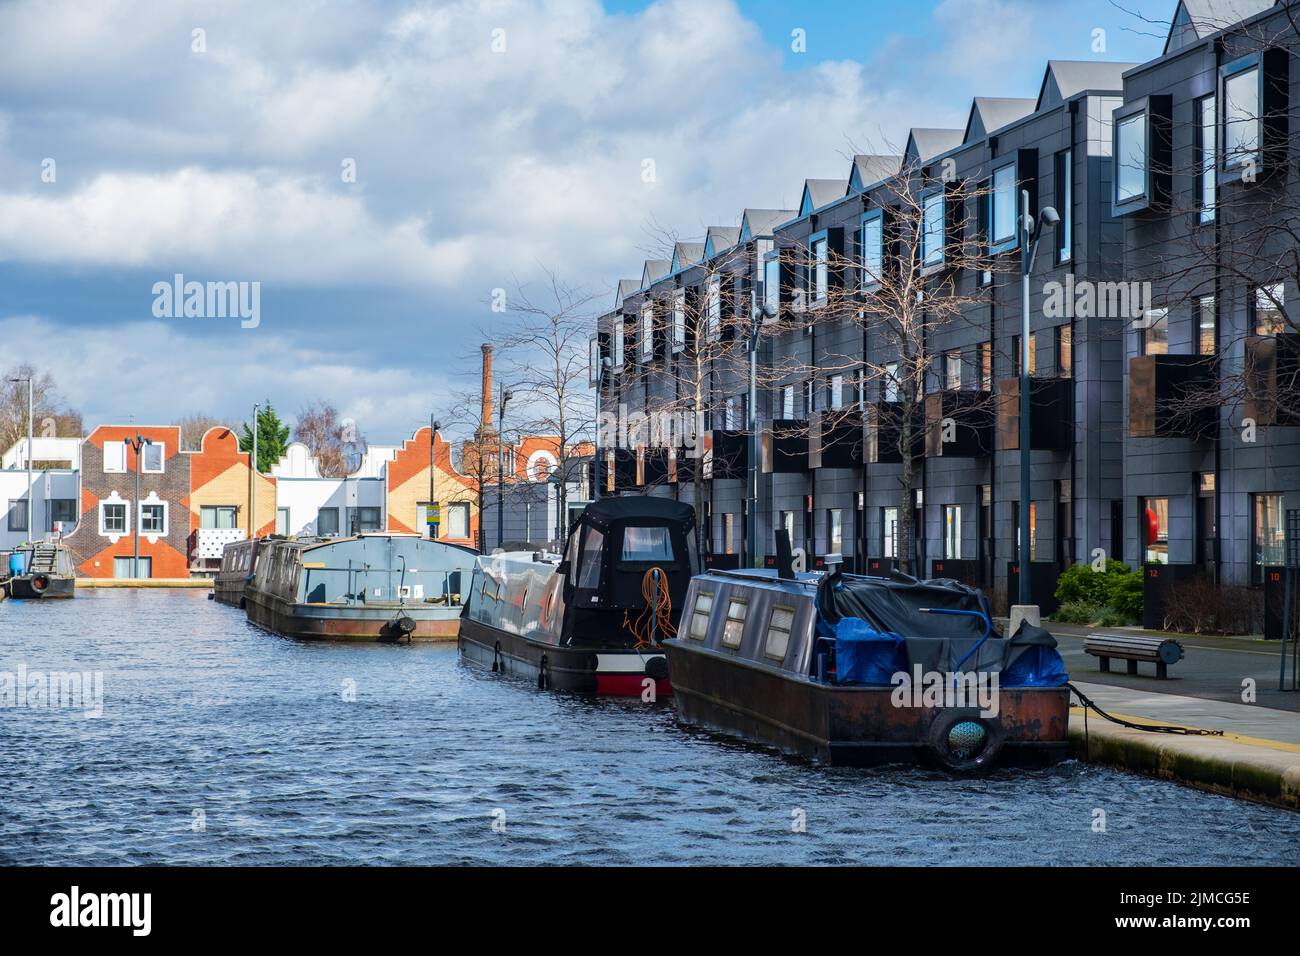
[293, 401, 364, 478]
[0, 363, 82, 456]
[495, 269, 600, 544]
[174, 414, 223, 451]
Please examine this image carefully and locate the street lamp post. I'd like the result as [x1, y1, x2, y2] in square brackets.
[497, 388, 512, 548]
[8, 377, 33, 541]
[248, 401, 262, 539]
[428, 416, 441, 539]
[746, 302, 777, 568]
[125, 434, 153, 578]
[1017, 189, 1060, 611]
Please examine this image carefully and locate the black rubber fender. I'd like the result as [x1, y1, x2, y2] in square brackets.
[537, 654, 549, 690]
[927, 709, 1004, 773]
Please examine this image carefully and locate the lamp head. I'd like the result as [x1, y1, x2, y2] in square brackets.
[1039, 206, 1061, 227]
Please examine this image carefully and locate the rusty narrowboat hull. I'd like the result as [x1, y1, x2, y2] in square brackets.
[666, 640, 1068, 768]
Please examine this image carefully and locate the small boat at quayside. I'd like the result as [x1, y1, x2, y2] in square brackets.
[238, 533, 477, 641]
[664, 554, 1070, 772]
[212, 536, 262, 607]
[2, 541, 77, 599]
[457, 495, 697, 696]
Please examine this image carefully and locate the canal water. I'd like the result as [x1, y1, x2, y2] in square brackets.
[1, 590, 1296, 866]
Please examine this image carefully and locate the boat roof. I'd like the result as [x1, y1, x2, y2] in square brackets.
[580, 495, 695, 529]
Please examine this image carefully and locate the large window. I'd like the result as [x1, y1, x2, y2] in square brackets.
[672, 291, 686, 352]
[1223, 64, 1260, 171]
[612, 322, 624, 368]
[1198, 296, 1217, 355]
[922, 192, 945, 267]
[1056, 148, 1072, 262]
[763, 253, 780, 316]
[764, 606, 795, 661]
[1253, 283, 1285, 335]
[721, 598, 748, 648]
[353, 507, 381, 532]
[882, 507, 899, 558]
[1254, 493, 1284, 569]
[1116, 111, 1147, 203]
[621, 526, 674, 562]
[828, 509, 843, 556]
[780, 384, 794, 419]
[688, 592, 714, 640]
[48, 498, 77, 530]
[883, 362, 899, 402]
[1141, 308, 1169, 355]
[990, 163, 1017, 248]
[860, 214, 883, 289]
[640, 304, 654, 360]
[810, 233, 829, 302]
[446, 503, 470, 539]
[1056, 325, 1073, 378]
[943, 505, 961, 560]
[1142, 497, 1169, 565]
[1197, 94, 1216, 222]
[828, 374, 844, 410]
[201, 505, 237, 529]
[7, 498, 27, 532]
[944, 351, 961, 391]
[317, 507, 340, 536]
[706, 279, 721, 340]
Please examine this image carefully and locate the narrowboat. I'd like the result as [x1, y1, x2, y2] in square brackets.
[212, 537, 262, 607]
[242, 533, 477, 641]
[2, 542, 77, 599]
[458, 496, 696, 696]
[665, 563, 1070, 772]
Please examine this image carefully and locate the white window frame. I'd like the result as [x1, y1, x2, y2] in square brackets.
[138, 501, 168, 536]
[671, 291, 686, 352]
[100, 501, 128, 535]
[103, 441, 127, 474]
[142, 442, 165, 474]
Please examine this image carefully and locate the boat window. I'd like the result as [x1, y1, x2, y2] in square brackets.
[764, 606, 795, 661]
[688, 592, 714, 640]
[577, 527, 605, 589]
[620, 526, 674, 562]
[721, 598, 748, 649]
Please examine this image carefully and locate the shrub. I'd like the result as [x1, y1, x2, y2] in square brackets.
[1161, 577, 1260, 635]
[1052, 600, 1103, 625]
[1097, 608, 1133, 628]
[1055, 559, 1134, 607]
[1110, 574, 1144, 622]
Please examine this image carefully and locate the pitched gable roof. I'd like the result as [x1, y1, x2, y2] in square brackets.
[703, 226, 740, 259]
[640, 259, 669, 289]
[1165, 0, 1275, 53]
[738, 208, 798, 241]
[1036, 60, 1136, 110]
[963, 97, 1037, 143]
[848, 154, 902, 192]
[799, 179, 849, 216]
[670, 242, 704, 273]
[904, 128, 964, 166]
[615, 278, 640, 308]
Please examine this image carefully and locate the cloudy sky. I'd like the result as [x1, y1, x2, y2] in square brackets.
[0, 0, 1172, 442]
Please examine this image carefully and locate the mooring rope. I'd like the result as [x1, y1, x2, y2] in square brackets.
[1068, 681, 1224, 738]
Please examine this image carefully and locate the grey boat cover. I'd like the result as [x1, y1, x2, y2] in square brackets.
[816, 571, 1066, 682]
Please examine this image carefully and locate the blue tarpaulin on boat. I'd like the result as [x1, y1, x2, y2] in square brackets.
[834, 616, 907, 685]
[999, 637, 1069, 687]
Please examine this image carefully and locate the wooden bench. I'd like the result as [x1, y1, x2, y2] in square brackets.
[1083, 633, 1184, 679]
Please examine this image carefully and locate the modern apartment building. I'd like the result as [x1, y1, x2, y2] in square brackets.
[593, 0, 1300, 613]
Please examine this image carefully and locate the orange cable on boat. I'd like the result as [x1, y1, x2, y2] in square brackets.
[626, 566, 676, 648]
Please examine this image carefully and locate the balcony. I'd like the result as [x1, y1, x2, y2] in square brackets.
[707, 430, 749, 480]
[865, 403, 923, 464]
[810, 410, 863, 469]
[612, 447, 638, 491]
[762, 419, 809, 474]
[191, 527, 245, 569]
[924, 391, 992, 458]
[1126, 355, 1216, 439]
[998, 378, 1073, 451]
[1245, 334, 1300, 427]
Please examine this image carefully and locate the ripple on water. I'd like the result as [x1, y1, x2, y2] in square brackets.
[1, 589, 1298, 866]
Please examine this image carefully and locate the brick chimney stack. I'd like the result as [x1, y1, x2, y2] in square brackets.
[480, 343, 494, 431]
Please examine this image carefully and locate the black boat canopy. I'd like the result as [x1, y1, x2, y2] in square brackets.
[578, 496, 695, 533]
